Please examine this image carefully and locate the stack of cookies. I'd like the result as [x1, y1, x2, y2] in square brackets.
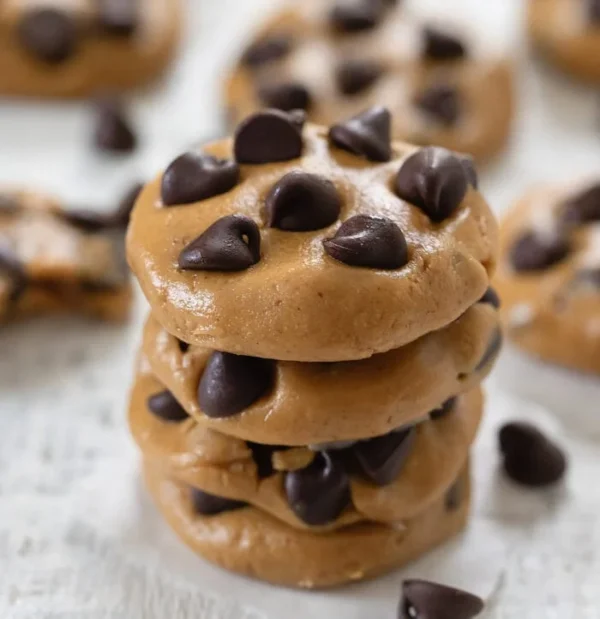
[126, 107, 501, 588]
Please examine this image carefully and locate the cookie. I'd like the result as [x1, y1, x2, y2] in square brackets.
[141, 301, 499, 444]
[0, 189, 132, 323]
[129, 361, 482, 530]
[495, 181, 600, 374]
[225, 2, 514, 160]
[0, 0, 180, 97]
[143, 461, 471, 589]
[529, 0, 600, 83]
[127, 109, 498, 362]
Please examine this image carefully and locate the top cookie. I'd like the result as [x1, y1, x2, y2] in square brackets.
[127, 107, 498, 362]
[225, 0, 514, 161]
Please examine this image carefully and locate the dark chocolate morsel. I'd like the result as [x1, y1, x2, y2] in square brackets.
[147, 390, 189, 422]
[265, 171, 341, 231]
[400, 580, 484, 619]
[430, 397, 457, 421]
[445, 476, 465, 511]
[284, 452, 351, 525]
[190, 487, 246, 516]
[198, 351, 275, 418]
[96, 0, 138, 36]
[161, 152, 240, 206]
[242, 35, 292, 67]
[394, 147, 468, 222]
[459, 155, 479, 189]
[422, 26, 467, 61]
[177, 338, 190, 353]
[258, 82, 312, 112]
[178, 215, 261, 272]
[247, 442, 289, 479]
[93, 99, 137, 154]
[499, 422, 567, 487]
[0, 245, 27, 303]
[18, 8, 77, 65]
[329, 106, 392, 162]
[561, 183, 600, 224]
[509, 231, 570, 272]
[415, 84, 461, 126]
[479, 287, 501, 309]
[329, 0, 384, 33]
[324, 214, 408, 269]
[234, 110, 303, 164]
[475, 329, 503, 372]
[336, 60, 383, 95]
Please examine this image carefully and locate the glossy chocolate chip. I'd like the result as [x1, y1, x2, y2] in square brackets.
[445, 477, 465, 511]
[352, 426, 416, 486]
[96, 0, 138, 36]
[147, 390, 189, 422]
[459, 155, 479, 189]
[0, 245, 27, 303]
[284, 452, 351, 525]
[400, 580, 484, 619]
[479, 287, 501, 309]
[499, 422, 567, 487]
[18, 8, 77, 65]
[475, 329, 503, 372]
[394, 147, 468, 222]
[161, 153, 240, 206]
[234, 110, 303, 164]
[190, 488, 246, 516]
[113, 181, 144, 227]
[329, 0, 384, 33]
[422, 27, 467, 61]
[509, 231, 570, 272]
[415, 84, 461, 126]
[430, 397, 457, 421]
[258, 82, 312, 112]
[198, 352, 275, 418]
[588, 0, 600, 22]
[329, 106, 392, 162]
[265, 171, 341, 231]
[178, 215, 261, 272]
[242, 35, 292, 67]
[247, 442, 288, 479]
[324, 215, 408, 269]
[336, 60, 383, 95]
[561, 183, 600, 224]
[93, 99, 137, 154]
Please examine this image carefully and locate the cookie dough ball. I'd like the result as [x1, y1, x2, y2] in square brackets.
[127, 108, 498, 362]
[529, 0, 600, 83]
[225, 2, 514, 160]
[495, 181, 600, 374]
[0, 0, 180, 97]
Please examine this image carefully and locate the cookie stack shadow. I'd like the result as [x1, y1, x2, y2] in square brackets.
[125, 107, 501, 588]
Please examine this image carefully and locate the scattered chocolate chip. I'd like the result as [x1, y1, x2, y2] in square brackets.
[265, 171, 341, 231]
[258, 82, 312, 112]
[459, 155, 479, 189]
[510, 231, 570, 272]
[561, 183, 600, 224]
[499, 422, 567, 487]
[113, 181, 143, 226]
[0, 245, 27, 303]
[329, 106, 392, 162]
[198, 351, 275, 418]
[284, 452, 351, 525]
[242, 35, 292, 67]
[329, 0, 384, 33]
[324, 215, 408, 269]
[351, 426, 416, 486]
[0, 194, 20, 214]
[336, 60, 383, 95]
[178, 215, 261, 272]
[445, 477, 465, 510]
[394, 147, 468, 222]
[234, 110, 303, 164]
[190, 487, 246, 516]
[177, 338, 190, 353]
[430, 397, 457, 421]
[96, 0, 138, 36]
[422, 26, 467, 61]
[479, 287, 501, 309]
[161, 153, 240, 206]
[18, 8, 78, 65]
[247, 442, 288, 478]
[588, 0, 600, 22]
[475, 329, 503, 372]
[93, 99, 137, 154]
[147, 390, 189, 422]
[400, 580, 484, 619]
[415, 84, 461, 126]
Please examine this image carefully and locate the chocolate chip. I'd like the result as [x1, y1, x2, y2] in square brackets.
[0, 245, 27, 303]
[234, 110, 303, 164]
[400, 580, 484, 619]
[190, 488, 246, 516]
[336, 60, 383, 95]
[198, 352, 275, 418]
[177, 338, 190, 353]
[430, 397, 457, 421]
[475, 329, 503, 372]
[499, 422, 567, 488]
[147, 390, 189, 423]
[178, 215, 261, 272]
[394, 147, 468, 222]
[93, 99, 137, 154]
[422, 27, 467, 61]
[247, 442, 288, 479]
[561, 183, 600, 225]
[258, 82, 312, 112]
[587, 0, 600, 22]
[265, 172, 341, 231]
[445, 477, 465, 511]
[329, 0, 384, 33]
[161, 153, 240, 206]
[18, 8, 77, 65]
[479, 287, 501, 309]
[242, 35, 292, 67]
[96, 0, 138, 36]
[351, 426, 416, 486]
[509, 231, 570, 272]
[329, 106, 392, 162]
[284, 452, 351, 525]
[113, 181, 144, 227]
[459, 155, 479, 189]
[415, 84, 461, 126]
